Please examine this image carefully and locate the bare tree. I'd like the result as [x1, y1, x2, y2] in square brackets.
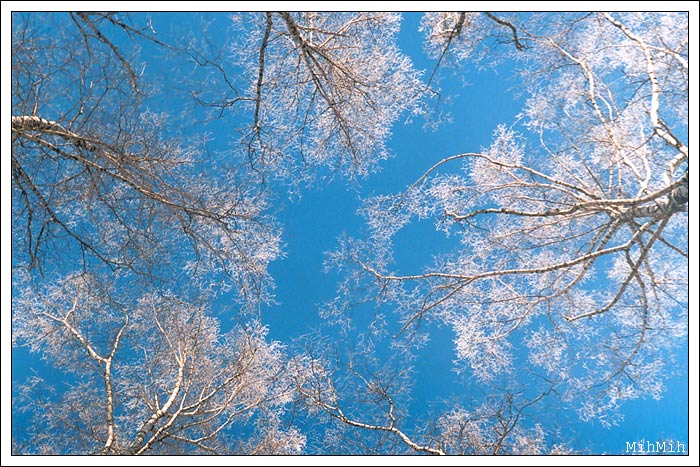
[229, 12, 425, 181]
[424, 393, 574, 455]
[11, 12, 291, 455]
[290, 335, 569, 455]
[11, 12, 280, 303]
[327, 11, 688, 426]
[12, 272, 304, 455]
[11, 10, 689, 456]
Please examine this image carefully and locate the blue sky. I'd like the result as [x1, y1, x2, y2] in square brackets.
[257, 11, 690, 454]
[4, 9, 695, 458]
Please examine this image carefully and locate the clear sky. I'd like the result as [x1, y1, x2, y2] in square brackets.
[259, 11, 691, 454]
[4, 7, 695, 460]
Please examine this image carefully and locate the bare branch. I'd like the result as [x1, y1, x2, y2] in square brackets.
[484, 12, 526, 51]
[72, 12, 140, 90]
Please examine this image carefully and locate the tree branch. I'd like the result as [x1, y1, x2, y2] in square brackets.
[602, 12, 689, 159]
[73, 12, 140, 90]
[484, 12, 525, 51]
[253, 13, 273, 131]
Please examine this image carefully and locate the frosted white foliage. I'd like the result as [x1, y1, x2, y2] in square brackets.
[11, 11, 689, 454]
[13, 273, 302, 455]
[453, 315, 513, 381]
[11, 13, 284, 311]
[241, 413, 307, 455]
[332, 11, 688, 428]
[420, 12, 482, 64]
[526, 329, 568, 380]
[232, 12, 425, 180]
[436, 408, 488, 453]
[436, 405, 548, 455]
[427, 175, 470, 212]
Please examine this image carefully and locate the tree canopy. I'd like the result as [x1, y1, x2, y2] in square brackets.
[8, 10, 690, 457]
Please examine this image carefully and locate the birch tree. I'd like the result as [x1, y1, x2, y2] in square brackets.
[327, 11, 689, 426]
[11, 12, 281, 303]
[10, 10, 689, 456]
[230, 12, 425, 181]
[289, 334, 569, 455]
[12, 273, 304, 455]
[11, 12, 290, 454]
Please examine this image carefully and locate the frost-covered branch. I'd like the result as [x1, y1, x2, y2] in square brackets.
[329, 12, 688, 427]
[297, 361, 445, 455]
[602, 12, 688, 159]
